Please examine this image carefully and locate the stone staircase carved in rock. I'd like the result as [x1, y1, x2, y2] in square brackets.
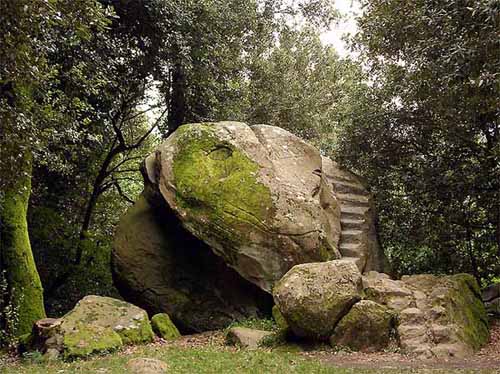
[322, 157, 387, 273]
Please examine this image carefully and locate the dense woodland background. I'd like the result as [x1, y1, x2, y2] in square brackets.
[1, 0, 499, 347]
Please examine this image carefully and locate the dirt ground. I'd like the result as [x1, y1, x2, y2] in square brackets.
[312, 320, 500, 371]
[2, 319, 499, 372]
[159, 320, 500, 371]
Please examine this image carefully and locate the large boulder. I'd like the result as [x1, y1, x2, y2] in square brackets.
[112, 193, 272, 332]
[24, 296, 154, 360]
[145, 122, 342, 292]
[364, 272, 489, 358]
[112, 122, 388, 333]
[273, 259, 363, 339]
[329, 300, 397, 352]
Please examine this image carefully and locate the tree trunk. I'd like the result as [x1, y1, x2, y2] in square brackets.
[167, 60, 187, 134]
[0, 150, 46, 336]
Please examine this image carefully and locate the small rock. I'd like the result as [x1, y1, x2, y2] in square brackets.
[126, 358, 169, 374]
[226, 327, 273, 349]
[151, 313, 180, 340]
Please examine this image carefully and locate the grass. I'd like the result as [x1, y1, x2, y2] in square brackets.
[225, 317, 278, 332]
[2, 344, 498, 374]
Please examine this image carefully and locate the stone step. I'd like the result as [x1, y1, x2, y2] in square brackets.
[336, 192, 370, 205]
[340, 218, 366, 230]
[323, 169, 358, 183]
[341, 205, 369, 214]
[339, 199, 370, 209]
[332, 180, 368, 195]
[340, 205, 369, 220]
[339, 242, 365, 257]
[341, 230, 364, 244]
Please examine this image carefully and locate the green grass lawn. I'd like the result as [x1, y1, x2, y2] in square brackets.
[2, 345, 498, 374]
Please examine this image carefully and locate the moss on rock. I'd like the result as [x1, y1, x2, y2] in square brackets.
[62, 325, 122, 360]
[330, 300, 396, 352]
[445, 274, 489, 350]
[172, 124, 274, 248]
[0, 151, 45, 336]
[20, 296, 156, 360]
[151, 313, 180, 340]
[272, 306, 288, 331]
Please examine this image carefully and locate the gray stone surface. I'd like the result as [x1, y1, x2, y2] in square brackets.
[226, 327, 273, 349]
[273, 259, 363, 339]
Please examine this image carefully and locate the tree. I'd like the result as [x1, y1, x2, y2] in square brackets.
[0, 0, 111, 338]
[335, 0, 500, 282]
[243, 26, 363, 148]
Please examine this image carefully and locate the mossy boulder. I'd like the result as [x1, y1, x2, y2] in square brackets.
[24, 296, 154, 360]
[151, 313, 180, 340]
[329, 300, 396, 352]
[273, 259, 363, 339]
[147, 122, 341, 292]
[362, 272, 489, 358]
[401, 274, 489, 357]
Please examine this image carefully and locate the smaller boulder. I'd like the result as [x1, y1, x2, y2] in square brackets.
[151, 313, 181, 340]
[126, 358, 169, 374]
[329, 300, 396, 352]
[24, 296, 154, 360]
[273, 259, 363, 339]
[226, 327, 273, 349]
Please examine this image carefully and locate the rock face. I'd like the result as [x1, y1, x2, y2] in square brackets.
[363, 272, 489, 358]
[322, 157, 387, 273]
[483, 283, 500, 317]
[147, 122, 342, 292]
[112, 122, 387, 333]
[329, 300, 396, 352]
[273, 259, 363, 339]
[24, 296, 154, 360]
[226, 327, 274, 349]
[112, 193, 272, 332]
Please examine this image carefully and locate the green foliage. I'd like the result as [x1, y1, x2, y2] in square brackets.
[0, 271, 20, 348]
[243, 27, 361, 147]
[335, 0, 500, 282]
[226, 317, 279, 333]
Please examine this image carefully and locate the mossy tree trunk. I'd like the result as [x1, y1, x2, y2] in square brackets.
[0, 150, 46, 336]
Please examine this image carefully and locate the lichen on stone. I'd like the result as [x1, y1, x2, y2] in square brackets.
[172, 124, 274, 248]
[151, 313, 181, 340]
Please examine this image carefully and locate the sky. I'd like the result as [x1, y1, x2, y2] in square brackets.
[320, 0, 361, 57]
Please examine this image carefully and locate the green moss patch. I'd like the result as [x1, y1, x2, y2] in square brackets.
[172, 124, 274, 247]
[151, 313, 180, 340]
